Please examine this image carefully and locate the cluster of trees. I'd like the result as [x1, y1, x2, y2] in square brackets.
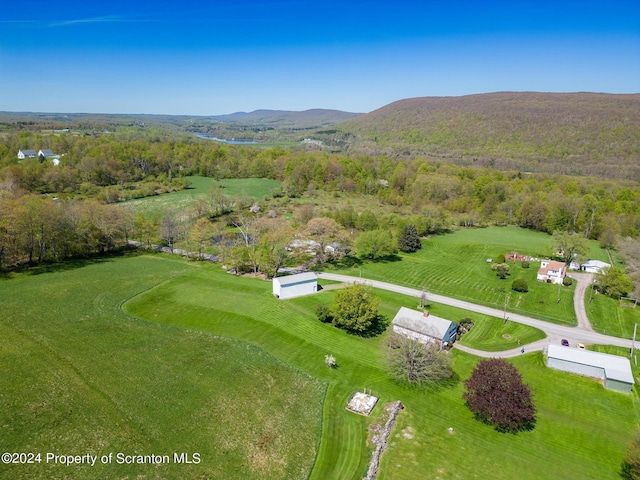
[0, 195, 130, 269]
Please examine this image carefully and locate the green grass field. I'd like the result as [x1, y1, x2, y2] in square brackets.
[124, 258, 638, 480]
[2, 249, 638, 480]
[327, 226, 613, 326]
[0, 254, 323, 480]
[121, 176, 281, 218]
[586, 291, 640, 338]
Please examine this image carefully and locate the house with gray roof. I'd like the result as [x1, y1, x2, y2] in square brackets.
[546, 344, 634, 394]
[17, 149, 37, 159]
[391, 307, 458, 347]
[580, 259, 611, 274]
[38, 149, 55, 158]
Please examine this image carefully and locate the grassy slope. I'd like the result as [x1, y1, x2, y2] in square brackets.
[586, 291, 640, 338]
[0, 254, 323, 480]
[329, 226, 612, 326]
[125, 261, 638, 480]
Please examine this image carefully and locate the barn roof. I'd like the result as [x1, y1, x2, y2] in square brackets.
[547, 344, 634, 384]
[581, 259, 611, 269]
[391, 307, 455, 339]
[273, 272, 317, 287]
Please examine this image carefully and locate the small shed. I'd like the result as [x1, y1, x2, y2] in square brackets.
[391, 307, 458, 347]
[272, 272, 318, 300]
[546, 344, 634, 394]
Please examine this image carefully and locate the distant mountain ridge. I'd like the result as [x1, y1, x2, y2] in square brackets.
[209, 109, 362, 129]
[336, 92, 640, 179]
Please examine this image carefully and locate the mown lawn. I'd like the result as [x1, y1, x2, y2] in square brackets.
[586, 290, 640, 338]
[326, 226, 612, 325]
[0, 254, 323, 480]
[125, 259, 638, 480]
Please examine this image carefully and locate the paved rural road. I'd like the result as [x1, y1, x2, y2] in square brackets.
[316, 272, 634, 357]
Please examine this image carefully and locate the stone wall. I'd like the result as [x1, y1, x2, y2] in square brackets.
[363, 401, 403, 480]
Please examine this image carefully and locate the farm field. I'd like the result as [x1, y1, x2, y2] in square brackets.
[327, 226, 612, 326]
[0, 254, 323, 480]
[121, 176, 281, 218]
[124, 258, 638, 480]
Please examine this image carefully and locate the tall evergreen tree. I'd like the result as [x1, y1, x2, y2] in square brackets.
[398, 224, 422, 253]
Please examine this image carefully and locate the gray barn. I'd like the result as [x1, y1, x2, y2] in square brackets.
[272, 272, 318, 300]
[546, 344, 635, 394]
[391, 307, 458, 347]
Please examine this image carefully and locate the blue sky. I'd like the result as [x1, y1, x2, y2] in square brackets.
[1, 0, 639, 115]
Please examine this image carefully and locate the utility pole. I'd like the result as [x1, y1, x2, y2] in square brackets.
[632, 323, 637, 358]
[503, 293, 510, 324]
[419, 284, 428, 309]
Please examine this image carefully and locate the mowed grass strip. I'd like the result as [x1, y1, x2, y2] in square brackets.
[457, 314, 546, 351]
[0, 254, 323, 480]
[126, 261, 637, 480]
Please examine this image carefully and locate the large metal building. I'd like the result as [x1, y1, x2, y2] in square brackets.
[272, 272, 318, 300]
[546, 344, 635, 394]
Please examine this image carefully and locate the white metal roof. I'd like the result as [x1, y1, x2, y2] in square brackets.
[273, 272, 317, 287]
[547, 344, 634, 384]
[581, 259, 611, 269]
[391, 307, 454, 339]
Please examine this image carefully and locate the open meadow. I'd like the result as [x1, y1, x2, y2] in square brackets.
[1, 249, 638, 479]
[0, 254, 324, 480]
[121, 176, 281, 219]
[123, 257, 638, 480]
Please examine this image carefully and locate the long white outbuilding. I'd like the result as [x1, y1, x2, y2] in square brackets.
[546, 344, 634, 394]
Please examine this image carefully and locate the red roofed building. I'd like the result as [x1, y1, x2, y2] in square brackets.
[536, 260, 566, 284]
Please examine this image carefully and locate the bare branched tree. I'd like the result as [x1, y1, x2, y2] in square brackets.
[387, 333, 453, 386]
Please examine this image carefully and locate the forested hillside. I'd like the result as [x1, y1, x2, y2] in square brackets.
[2, 127, 640, 277]
[336, 92, 640, 179]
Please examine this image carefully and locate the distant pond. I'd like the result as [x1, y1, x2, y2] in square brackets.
[194, 134, 258, 145]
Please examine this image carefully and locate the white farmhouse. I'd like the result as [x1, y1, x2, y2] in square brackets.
[272, 272, 318, 300]
[536, 260, 566, 284]
[17, 149, 37, 159]
[546, 344, 634, 394]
